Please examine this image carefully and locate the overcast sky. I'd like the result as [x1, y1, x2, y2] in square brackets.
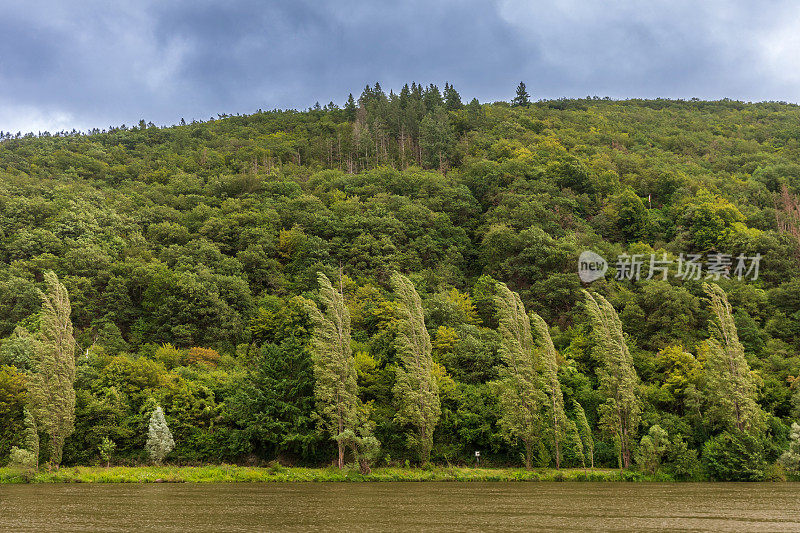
[2, 0, 800, 133]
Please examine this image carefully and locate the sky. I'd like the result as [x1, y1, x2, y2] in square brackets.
[2, 0, 800, 133]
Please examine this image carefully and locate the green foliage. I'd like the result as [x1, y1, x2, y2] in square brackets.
[531, 313, 567, 468]
[583, 291, 641, 468]
[493, 282, 545, 468]
[305, 272, 377, 469]
[634, 424, 668, 475]
[0, 366, 26, 460]
[29, 271, 76, 468]
[391, 272, 440, 464]
[703, 283, 764, 433]
[573, 400, 594, 468]
[702, 431, 766, 481]
[2, 87, 800, 475]
[511, 82, 531, 107]
[98, 437, 116, 467]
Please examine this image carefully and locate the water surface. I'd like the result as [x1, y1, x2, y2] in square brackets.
[2, 482, 799, 532]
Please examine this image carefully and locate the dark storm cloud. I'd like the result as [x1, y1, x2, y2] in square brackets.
[1, 0, 799, 132]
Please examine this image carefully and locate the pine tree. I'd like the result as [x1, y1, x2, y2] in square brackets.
[573, 399, 594, 469]
[391, 272, 440, 464]
[420, 107, 455, 173]
[443, 82, 463, 110]
[511, 82, 531, 107]
[29, 271, 76, 470]
[304, 272, 360, 469]
[703, 283, 764, 433]
[531, 312, 566, 469]
[344, 93, 357, 121]
[494, 282, 545, 469]
[422, 84, 444, 111]
[583, 290, 641, 469]
[146, 406, 174, 465]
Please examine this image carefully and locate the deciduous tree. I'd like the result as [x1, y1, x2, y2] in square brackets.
[531, 312, 566, 469]
[494, 282, 545, 469]
[146, 405, 174, 465]
[583, 290, 641, 468]
[29, 271, 76, 470]
[391, 272, 440, 464]
[703, 283, 764, 433]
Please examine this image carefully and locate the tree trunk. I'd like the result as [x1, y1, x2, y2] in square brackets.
[524, 439, 532, 470]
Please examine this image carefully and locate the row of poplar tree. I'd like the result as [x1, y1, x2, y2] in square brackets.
[6, 268, 772, 473]
[302, 270, 765, 472]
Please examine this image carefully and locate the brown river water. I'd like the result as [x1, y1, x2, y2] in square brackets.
[2, 482, 800, 532]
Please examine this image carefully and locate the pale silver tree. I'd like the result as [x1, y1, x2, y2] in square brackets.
[146, 406, 175, 465]
[779, 422, 800, 473]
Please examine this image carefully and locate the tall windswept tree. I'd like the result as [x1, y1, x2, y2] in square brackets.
[29, 271, 76, 470]
[573, 400, 594, 469]
[583, 290, 641, 469]
[304, 272, 360, 469]
[703, 283, 764, 433]
[494, 282, 545, 469]
[391, 272, 440, 464]
[531, 312, 566, 469]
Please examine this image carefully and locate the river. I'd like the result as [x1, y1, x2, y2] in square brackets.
[2, 482, 800, 531]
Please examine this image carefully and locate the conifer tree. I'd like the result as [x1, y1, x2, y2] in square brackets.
[703, 283, 764, 433]
[583, 290, 641, 468]
[511, 82, 531, 107]
[494, 282, 545, 469]
[344, 93, 357, 121]
[443, 82, 463, 110]
[29, 271, 76, 470]
[573, 399, 594, 469]
[420, 107, 455, 173]
[304, 272, 361, 469]
[391, 272, 440, 464]
[531, 312, 566, 468]
[146, 406, 174, 465]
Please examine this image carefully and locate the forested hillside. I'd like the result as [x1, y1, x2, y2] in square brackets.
[3, 83, 800, 479]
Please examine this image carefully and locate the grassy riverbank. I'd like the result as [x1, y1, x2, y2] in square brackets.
[0, 465, 666, 483]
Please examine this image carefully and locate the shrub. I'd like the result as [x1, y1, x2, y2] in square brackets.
[185, 347, 220, 367]
[153, 343, 183, 369]
[702, 431, 766, 481]
[8, 446, 37, 471]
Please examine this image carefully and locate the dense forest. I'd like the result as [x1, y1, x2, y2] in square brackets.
[3, 82, 800, 480]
